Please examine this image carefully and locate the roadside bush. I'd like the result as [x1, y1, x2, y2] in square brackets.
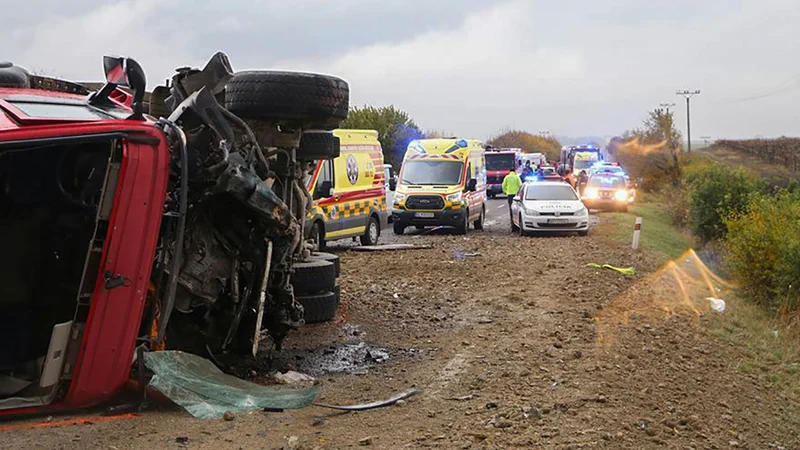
[724, 191, 800, 315]
[615, 138, 683, 191]
[685, 165, 763, 243]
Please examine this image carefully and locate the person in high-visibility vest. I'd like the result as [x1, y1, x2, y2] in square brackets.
[501, 169, 522, 220]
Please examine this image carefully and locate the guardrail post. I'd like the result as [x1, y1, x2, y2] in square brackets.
[632, 217, 642, 250]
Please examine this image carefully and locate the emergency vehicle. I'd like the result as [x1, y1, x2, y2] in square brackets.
[391, 138, 486, 235]
[485, 147, 521, 198]
[306, 130, 389, 249]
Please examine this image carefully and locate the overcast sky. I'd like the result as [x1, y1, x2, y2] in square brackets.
[3, 0, 799, 140]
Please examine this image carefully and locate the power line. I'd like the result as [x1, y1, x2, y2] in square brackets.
[677, 90, 700, 153]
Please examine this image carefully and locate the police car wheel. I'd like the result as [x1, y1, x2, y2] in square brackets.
[310, 251, 340, 277]
[578, 229, 589, 236]
[360, 216, 380, 246]
[297, 288, 339, 323]
[292, 259, 337, 295]
[225, 71, 349, 129]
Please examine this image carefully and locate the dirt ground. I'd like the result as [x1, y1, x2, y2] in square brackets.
[3, 199, 798, 449]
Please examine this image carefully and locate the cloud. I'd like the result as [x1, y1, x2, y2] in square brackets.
[275, 1, 585, 138]
[4, 0, 201, 84]
[2, 0, 800, 139]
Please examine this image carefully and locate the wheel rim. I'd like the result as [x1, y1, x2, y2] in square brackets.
[369, 220, 378, 243]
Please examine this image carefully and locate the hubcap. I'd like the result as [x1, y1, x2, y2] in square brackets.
[369, 221, 378, 242]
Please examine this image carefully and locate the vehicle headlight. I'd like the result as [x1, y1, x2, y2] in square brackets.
[393, 193, 406, 204]
[585, 188, 599, 199]
[577, 206, 588, 216]
[446, 192, 464, 204]
[614, 189, 628, 201]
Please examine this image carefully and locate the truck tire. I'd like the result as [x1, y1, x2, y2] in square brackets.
[310, 251, 340, 277]
[225, 71, 349, 128]
[298, 131, 340, 160]
[291, 259, 336, 295]
[473, 206, 485, 231]
[297, 289, 339, 323]
[360, 215, 380, 246]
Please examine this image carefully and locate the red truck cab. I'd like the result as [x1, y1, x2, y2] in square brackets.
[484, 147, 521, 198]
[0, 74, 169, 416]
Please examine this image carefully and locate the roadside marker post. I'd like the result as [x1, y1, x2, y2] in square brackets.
[632, 217, 642, 250]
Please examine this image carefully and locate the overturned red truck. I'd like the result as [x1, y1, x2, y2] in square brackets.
[0, 54, 349, 416]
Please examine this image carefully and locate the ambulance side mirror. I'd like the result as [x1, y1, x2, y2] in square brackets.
[389, 177, 397, 191]
[466, 178, 477, 192]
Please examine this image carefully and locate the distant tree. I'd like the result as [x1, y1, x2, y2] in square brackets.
[618, 108, 685, 189]
[487, 129, 562, 161]
[341, 105, 425, 170]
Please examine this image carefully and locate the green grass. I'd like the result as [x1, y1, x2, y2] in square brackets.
[596, 197, 693, 260]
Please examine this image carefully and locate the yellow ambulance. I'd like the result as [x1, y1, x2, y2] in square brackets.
[391, 138, 486, 235]
[305, 130, 388, 250]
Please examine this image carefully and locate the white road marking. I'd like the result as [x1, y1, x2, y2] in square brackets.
[497, 205, 506, 209]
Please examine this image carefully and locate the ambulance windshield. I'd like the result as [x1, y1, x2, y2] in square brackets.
[401, 160, 464, 186]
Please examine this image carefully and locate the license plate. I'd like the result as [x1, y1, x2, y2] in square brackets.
[601, 192, 611, 198]
[415, 212, 435, 218]
[548, 218, 569, 224]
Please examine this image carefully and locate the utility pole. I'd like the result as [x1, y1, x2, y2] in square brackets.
[676, 90, 700, 152]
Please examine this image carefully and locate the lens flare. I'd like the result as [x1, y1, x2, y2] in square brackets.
[595, 249, 733, 346]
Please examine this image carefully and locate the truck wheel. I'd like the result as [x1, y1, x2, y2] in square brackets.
[225, 71, 349, 129]
[473, 206, 485, 230]
[489, 193, 496, 199]
[360, 215, 380, 246]
[310, 251, 340, 277]
[298, 131, 340, 160]
[393, 222, 406, 235]
[292, 259, 336, 295]
[455, 210, 469, 235]
[297, 289, 339, 323]
[310, 221, 326, 251]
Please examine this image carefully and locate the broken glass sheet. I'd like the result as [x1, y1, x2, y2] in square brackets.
[143, 351, 318, 419]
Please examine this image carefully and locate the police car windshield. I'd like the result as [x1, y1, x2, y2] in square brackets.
[525, 185, 578, 201]
[588, 176, 626, 188]
[401, 160, 464, 185]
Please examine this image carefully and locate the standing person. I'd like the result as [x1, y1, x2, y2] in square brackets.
[521, 162, 534, 181]
[577, 170, 589, 196]
[502, 169, 522, 220]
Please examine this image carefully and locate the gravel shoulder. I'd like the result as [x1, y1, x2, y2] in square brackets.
[3, 204, 797, 449]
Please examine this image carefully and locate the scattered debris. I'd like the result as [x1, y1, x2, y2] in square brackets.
[705, 297, 726, 313]
[449, 393, 480, 401]
[359, 436, 374, 446]
[222, 411, 235, 421]
[586, 263, 635, 276]
[313, 389, 421, 411]
[352, 244, 434, 252]
[454, 250, 481, 259]
[285, 436, 300, 450]
[143, 351, 318, 419]
[175, 436, 189, 444]
[273, 371, 315, 385]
